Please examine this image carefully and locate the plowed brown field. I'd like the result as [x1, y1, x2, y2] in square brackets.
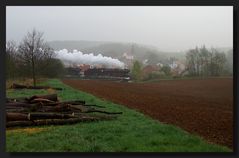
[62, 78, 233, 149]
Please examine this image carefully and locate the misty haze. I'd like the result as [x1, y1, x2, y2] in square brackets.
[6, 6, 233, 152]
[7, 6, 232, 52]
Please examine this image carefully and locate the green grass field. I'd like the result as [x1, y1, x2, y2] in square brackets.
[6, 79, 231, 152]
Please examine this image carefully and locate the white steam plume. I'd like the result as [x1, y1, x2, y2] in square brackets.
[55, 49, 125, 69]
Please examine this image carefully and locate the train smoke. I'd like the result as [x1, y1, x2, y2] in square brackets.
[55, 49, 125, 69]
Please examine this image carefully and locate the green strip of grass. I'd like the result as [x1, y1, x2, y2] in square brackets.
[6, 79, 231, 152]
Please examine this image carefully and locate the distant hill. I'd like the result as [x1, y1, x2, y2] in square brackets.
[48, 40, 187, 65]
[215, 47, 232, 53]
[48, 40, 232, 68]
[48, 40, 105, 51]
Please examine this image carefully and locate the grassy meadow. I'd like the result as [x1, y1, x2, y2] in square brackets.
[6, 79, 231, 152]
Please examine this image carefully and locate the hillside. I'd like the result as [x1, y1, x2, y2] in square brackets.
[48, 40, 105, 51]
[48, 40, 232, 67]
[48, 40, 186, 64]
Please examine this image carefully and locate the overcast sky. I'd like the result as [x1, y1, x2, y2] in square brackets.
[6, 6, 233, 52]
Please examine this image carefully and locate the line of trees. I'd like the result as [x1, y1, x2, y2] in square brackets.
[185, 46, 231, 77]
[6, 29, 65, 86]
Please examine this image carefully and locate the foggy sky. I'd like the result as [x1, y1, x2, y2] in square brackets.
[6, 6, 233, 52]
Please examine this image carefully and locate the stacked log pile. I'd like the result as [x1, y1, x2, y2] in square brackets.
[10, 83, 63, 90]
[6, 94, 122, 128]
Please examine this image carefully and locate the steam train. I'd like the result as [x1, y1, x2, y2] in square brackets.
[65, 67, 131, 81]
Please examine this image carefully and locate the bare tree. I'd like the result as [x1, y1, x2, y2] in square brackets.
[18, 29, 54, 86]
[6, 41, 17, 55]
[186, 49, 196, 76]
[186, 46, 227, 77]
[6, 40, 18, 79]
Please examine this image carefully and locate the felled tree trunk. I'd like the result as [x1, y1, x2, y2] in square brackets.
[6, 102, 38, 108]
[28, 113, 76, 120]
[7, 112, 78, 122]
[7, 94, 59, 104]
[6, 108, 29, 113]
[11, 83, 63, 90]
[6, 121, 33, 127]
[6, 112, 29, 122]
[29, 98, 56, 104]
[44, 100, 86, 106]
[10, 83, 27, 89]
[84, 104, 105, 108]
[85, 110, 123, 115]
[6, 97, 29, 103]
[28, 94, 58, 102]
[69, 105, 123, 114]
[37, 104, 71, 112]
